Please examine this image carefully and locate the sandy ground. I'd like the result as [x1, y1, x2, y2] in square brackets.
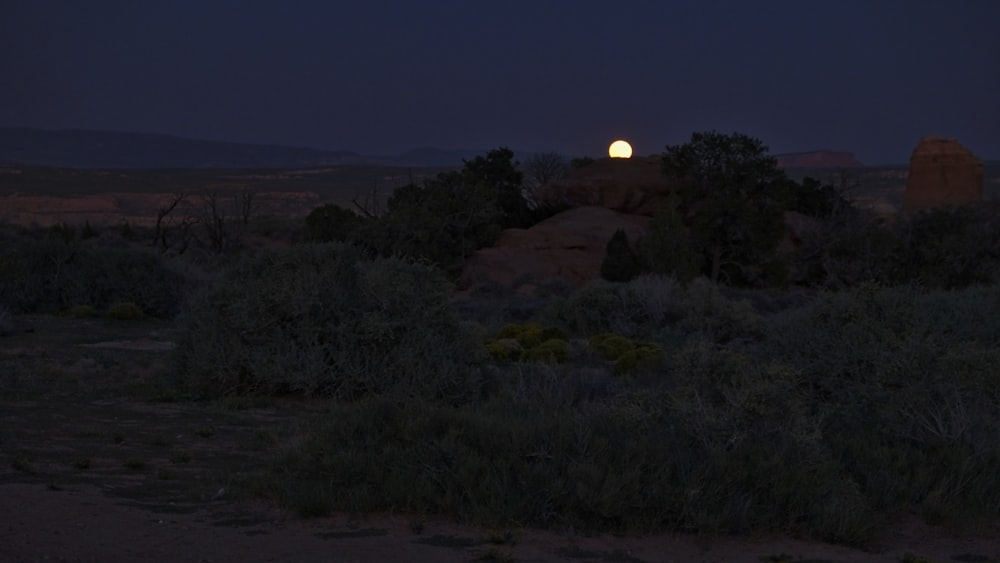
[2, 481, 999, 563]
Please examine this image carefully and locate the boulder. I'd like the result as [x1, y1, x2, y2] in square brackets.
[459, 206, 649, 292]
[902, 137, 983, 212]
[534, 156, 671, 215]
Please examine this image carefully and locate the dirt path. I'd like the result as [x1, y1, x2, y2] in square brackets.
[3, 481, 999, 563]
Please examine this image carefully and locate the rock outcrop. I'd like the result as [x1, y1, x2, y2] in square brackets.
[459, 206, 649, 292]
[534, 156, 671, 215]
[902, 137, 983, 212]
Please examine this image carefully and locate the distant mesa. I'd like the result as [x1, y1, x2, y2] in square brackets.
[902, 137, 983, 212]
[774, 150, 864, 168]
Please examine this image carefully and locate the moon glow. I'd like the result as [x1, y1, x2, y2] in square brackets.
[608, 140, 633, 158]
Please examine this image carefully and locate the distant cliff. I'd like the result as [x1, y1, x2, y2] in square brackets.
[774, 150, 864, 168]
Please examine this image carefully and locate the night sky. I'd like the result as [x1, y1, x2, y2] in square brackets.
[2, 0, 997, 164]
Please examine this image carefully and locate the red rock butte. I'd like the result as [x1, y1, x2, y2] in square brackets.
[902, 137, 983, 212]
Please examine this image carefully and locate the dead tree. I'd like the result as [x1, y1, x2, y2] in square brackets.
[352, 184, 384, 219]
[521, 152, 568, 207]
[202, 192, 228, 254]
[238, 188, 256, 226]
[153, 192, 187, 252]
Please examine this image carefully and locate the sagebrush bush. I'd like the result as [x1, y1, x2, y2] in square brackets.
[266, 387, 871, 541]
[792, 202, 1000, 289]
[522, 338, 569, 364]
[174, 243, 483, 400]
[752, 284, 1000, 525]
[544, 275, 763, 347]
[0, 234, 190, 317]
[897, 203, 1000, 288]
[543, 279, 659, 338]
[243, 281, 1000, 543]
[588, 333, 636, 360]
[486, 323, 572, 365]
[485, 338, 523, 362]
[107, 301, 144, 320]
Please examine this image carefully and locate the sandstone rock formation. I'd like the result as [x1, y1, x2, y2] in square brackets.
[902, 137, 983, 212]
[459, 206, 649, 292]
[534, 156, 671, 215]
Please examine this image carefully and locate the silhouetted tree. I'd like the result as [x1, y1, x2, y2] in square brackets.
[662, 131, 788, 286]
[601, 228, 641, 282]
[305, 203, 368, 243]
[522, 152, 568, 198]
[460, 147, 532, 228]
[636, 195, 702, 283]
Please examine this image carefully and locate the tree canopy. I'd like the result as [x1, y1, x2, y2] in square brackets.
[352, 147, 531, 276]
[660, 131, 789, 286]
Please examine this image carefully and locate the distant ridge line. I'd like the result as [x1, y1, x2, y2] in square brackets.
[0, 127, 480, 169]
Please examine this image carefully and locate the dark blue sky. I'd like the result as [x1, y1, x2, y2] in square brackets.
[2, 0, 997, 164]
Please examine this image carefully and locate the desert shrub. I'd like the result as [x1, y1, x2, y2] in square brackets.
[545, 276, 764, 348]
[303, 203, 368, 243]
[265, 380, 868, 541]
[908, 285, 1000, 343]
[174, 243, 483, 400]
[485, 338, 523, 362]
[106, 301, 144, 320]
[487, 323, 571, 365]
[895, 203, 1000, 288]
[613, 344, 664, 376]
[236, 265, 1000, 543]
[543, 281, 643, 336]
[493, 323, 566, 347]
[588, 332, 636, 360]
[522, 338, 569, 364]
[0, 234, 190, 317]
[674, 277, 765, 344]
[791, 211, 903, 288]
[496, 322, 545, 348]
[794, 203, 1000, 289]
[755, 284, 1000, 526]
[664, 344, 876, 542]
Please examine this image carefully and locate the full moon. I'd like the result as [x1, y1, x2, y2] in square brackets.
[608, 140, 633, 158]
